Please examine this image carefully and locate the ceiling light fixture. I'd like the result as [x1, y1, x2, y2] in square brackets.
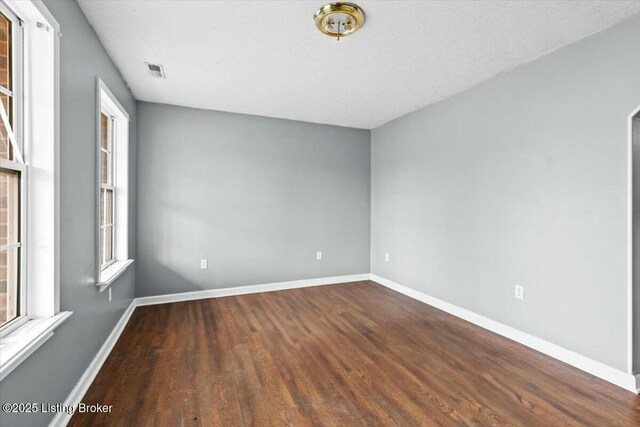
[313, 2, 364, 40]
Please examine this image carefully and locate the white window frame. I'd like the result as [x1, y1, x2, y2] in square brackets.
[95, 78, 132, 291]
[99, 112, 116, 269]
[0, 0, 70, 382]
[0, 0, 26, 333]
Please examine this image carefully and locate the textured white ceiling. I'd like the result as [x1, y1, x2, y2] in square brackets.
[78, 1, 640, 129]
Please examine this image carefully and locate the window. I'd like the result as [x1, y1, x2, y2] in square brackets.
[96, 79, 132, 290]
[0, 0, 69, 382]
[0, 3, 23, 329]
[100, 112, 115, 268]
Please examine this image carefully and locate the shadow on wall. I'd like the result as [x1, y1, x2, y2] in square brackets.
[141, 198, 292, 294]
[144, 262, 204, 294]
[137, 183, 369, 297]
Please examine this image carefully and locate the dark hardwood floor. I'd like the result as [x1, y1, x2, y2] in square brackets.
[70, 280, 640, 426]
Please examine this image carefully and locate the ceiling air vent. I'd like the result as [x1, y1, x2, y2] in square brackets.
[145, 62, 165, 79]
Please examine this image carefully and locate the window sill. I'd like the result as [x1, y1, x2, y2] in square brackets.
[97, 259, 134, 292]
[0, 311, 72, 381]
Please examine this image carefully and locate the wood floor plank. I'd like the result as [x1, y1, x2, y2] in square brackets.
[69, 281, 640, 426]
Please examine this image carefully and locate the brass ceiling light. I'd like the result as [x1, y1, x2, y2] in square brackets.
[313, 2, 365, 40]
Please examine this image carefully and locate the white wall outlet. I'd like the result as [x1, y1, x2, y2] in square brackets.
[316, 251, 322, 260]
[108, 287, 112, 302]
[385, 252, 390, 262]
[515, 285, 524, 300]
[200, 259, 208, 269]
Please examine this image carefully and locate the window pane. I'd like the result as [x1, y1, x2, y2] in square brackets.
[100, 114, 112, 184]
[101, 225, 113, 266]
[100, 150, 113, 185]
[0, 168, 19, 246]
[100, 113, 108, 150]
[101, 226, 106, 265]
[105, 188, 113, 225]
[0, 92, 11, 160]
[0, 12, 12, 92]
[106, 226, 113, 262]
[100, 188, 106, 226]
[100, 150, 109, 184]
[99, 218, 104, 264]
[99, 188, 113, 227]
[0, 247, 19, 327]
[0, 11, 12, 161]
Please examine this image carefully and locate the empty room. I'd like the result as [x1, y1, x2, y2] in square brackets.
[0, 0, 639, 425]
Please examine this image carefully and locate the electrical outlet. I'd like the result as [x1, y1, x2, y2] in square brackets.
[385, 252, 390, 262]
[200, 259, 208, 269]
[514, 285, 524, 300]
[108, 287, 112, 302]
[316, 251, 322, 260]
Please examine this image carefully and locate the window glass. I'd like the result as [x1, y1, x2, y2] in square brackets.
[0, 246, 18, 325]
[0, 12, 12, 161]
[99, 113, 114, 267]
[0, 8, 20, 328]
[0, 155, 20, 326]
[0, 12, 11, 92]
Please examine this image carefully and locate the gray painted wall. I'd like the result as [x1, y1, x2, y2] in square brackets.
[371, 14, 640, 372]
[136, 102, 370, 297]
[0, 1, 137, 426]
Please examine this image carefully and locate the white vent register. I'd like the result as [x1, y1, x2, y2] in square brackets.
[145, 62, 165, 79]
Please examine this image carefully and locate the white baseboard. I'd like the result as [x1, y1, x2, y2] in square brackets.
[370, 274, 639, 394]
[49, 301, 136, 427]
[52, 272, 637, 427]
[135, 274, 371, 307]
[51, 273, 370, 426]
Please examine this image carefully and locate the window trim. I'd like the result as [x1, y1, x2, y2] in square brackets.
[95, 78, 132, 291]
